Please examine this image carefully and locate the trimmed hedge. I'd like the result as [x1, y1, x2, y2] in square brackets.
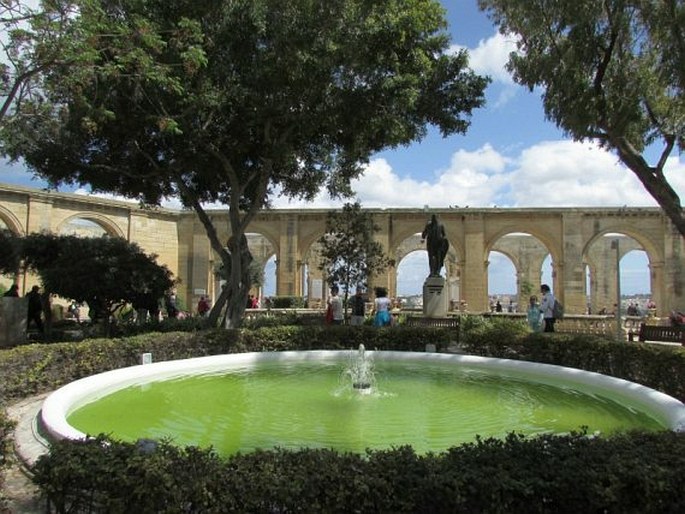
[32, 432, 685, 513]
[0, 410, 14, 511]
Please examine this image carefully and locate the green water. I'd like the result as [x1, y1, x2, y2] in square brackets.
[68, 360, 664, 456]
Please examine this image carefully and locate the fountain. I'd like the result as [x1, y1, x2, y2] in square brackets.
[345, 344, 375, 391]
[41, 351, 685, 456]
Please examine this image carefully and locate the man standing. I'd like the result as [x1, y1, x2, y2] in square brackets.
[540, 284, 555, 333]
[350, 289, 366, 326]
[26, 285, 44, 332]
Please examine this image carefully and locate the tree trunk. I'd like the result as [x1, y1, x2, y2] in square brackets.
[613, 137, 685, 238]
[223, 234, 253, 328]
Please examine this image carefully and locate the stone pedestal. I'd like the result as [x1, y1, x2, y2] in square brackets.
[423, 276, 448, 318]
[0, 297, 27, 347]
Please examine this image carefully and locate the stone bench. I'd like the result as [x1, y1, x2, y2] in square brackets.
[629, 323, 685, 345]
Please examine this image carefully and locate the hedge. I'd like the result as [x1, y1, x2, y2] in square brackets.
[32, 432, 685, 513]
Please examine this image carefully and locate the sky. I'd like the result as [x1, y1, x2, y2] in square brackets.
[2, 0, 682, 297]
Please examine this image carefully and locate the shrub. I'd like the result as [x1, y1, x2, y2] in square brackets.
[31, 432, 685, 513]
[269, 296, 306, 308]
[0, 410, 15, 511]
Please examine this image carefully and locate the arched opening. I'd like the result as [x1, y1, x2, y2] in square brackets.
[488, 233, 551, 313]
[396, 250, 427, 309]
[59, 218, 109, 237]
[584, 233, 651, 316]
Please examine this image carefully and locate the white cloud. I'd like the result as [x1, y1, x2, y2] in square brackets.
[274, 141, 685, 211]
[452, 31, 518, 85]
[507, 140, 683, 207]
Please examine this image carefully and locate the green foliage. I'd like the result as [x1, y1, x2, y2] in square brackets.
[3, 0, 489, 328]
[478, 0, 685, 235]
[0, 230, 22, 276]
[0, 408, 15, 511]
[318, 202, 390, 300]
[269, 296, 306, 309]
[18, 233, 175, 321]
[30, 431, 685, 513]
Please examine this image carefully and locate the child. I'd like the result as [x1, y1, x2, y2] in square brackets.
[527, 295, 542, 332]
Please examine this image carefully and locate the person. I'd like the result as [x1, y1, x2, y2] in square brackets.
[373, 287, 392, 327]
[350, 289, 366, 326]
[68, 300, 81, 323]
[539, 284, 555, 333]
[495, 300, 503, 313]
[3, 284, 19, 297]
[197, 296, 210, 317]
[526, 295, 542, 332]
[421, 214, 449, 277]
[26, 285, 44, 332]
[328, 286, 343, 325]
[165, 290, 178, 319]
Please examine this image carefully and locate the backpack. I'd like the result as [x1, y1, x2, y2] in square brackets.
[553, 299, 564, 320]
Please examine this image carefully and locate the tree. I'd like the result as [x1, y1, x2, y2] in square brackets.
[478, 0, 685, 237]
[4, 0, 489, 327]
[318, 202, 390, 318]
[0, 1, 86, 130]
[12, 233, 174, 326]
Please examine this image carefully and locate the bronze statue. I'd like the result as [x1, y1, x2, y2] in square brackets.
[421, 214, 448, 277]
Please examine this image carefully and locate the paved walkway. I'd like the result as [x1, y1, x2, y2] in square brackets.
[3, 395, 49, 513]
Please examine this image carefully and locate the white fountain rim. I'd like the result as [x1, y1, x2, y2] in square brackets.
[41, 350, 685, 442]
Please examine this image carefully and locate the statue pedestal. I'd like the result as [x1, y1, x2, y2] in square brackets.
[0, 297, 27, 348]
[423, 276, 448, 318]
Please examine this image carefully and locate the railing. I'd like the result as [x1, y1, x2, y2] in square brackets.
[243, 308, 666, 341]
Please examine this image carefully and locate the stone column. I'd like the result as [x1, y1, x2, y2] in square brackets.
[276, 215, 299, 296]
[560, 213, 586, 315]
[462, 215, 488, 312]
[660, 224, 684, 315]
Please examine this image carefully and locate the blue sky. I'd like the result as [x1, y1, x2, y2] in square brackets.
[2, 0, 681, 297]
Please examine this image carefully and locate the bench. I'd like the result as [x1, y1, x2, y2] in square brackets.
[629, 323, 685, 345]
[405, 317, 460, 329]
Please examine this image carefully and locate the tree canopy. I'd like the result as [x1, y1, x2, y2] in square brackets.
[3, 0, 489, 326]
[0, 1, 87, 131]
[318, 202, 390, 313]
[478, 0, 685, 236]
[0, 231, 175, 322]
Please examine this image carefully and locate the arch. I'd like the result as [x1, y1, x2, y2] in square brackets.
[0, 205, 25, 235]
[582, 226, 662, 266]
[486, 231, 556, 305]
[57, 213, 125, 238]
[583, 231, 655, 315]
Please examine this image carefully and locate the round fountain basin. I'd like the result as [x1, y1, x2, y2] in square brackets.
[41, 351, 685, 456]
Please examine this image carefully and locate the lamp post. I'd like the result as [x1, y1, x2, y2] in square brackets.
[611, 239, 621, 341]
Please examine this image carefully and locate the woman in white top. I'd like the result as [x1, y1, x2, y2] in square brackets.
[328, 286, 344, 325]
[373, 287, 392, 327]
